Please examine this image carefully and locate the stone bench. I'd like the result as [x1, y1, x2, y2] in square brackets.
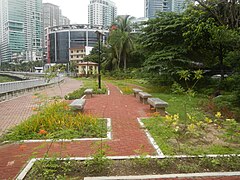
[147, 98, 168, 113]
[69, 99, 86, 111]
[139, 92, 152, 104]
[84, 88, 93, 98]
[133, 88, 143, 99]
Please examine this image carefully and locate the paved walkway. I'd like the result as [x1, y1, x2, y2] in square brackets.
[0, 79, 155, 179]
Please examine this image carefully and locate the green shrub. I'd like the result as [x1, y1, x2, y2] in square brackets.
[65, 88, 85, 100]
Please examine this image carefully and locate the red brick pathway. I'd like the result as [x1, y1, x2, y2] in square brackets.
[0, 81, 155, 179]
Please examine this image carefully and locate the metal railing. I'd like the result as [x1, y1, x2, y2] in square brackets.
[0, 77, 64, 94]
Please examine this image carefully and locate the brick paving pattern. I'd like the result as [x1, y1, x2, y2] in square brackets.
[0, 79, 239, 179]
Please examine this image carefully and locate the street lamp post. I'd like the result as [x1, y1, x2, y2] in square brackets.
[95, 31, 104, 89]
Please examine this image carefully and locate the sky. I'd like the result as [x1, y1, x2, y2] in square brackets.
[42, 0, 144, 24]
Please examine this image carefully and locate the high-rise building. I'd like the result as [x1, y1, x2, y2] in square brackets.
[88, 0, 117, 27]
[42, 3, 70, 63]
[25, 0, 43, 61]
[0, 0, 43, 63]
[61, 16, 70, 26]
[43, 3, 62, 29]
[144, 0, 186, 19]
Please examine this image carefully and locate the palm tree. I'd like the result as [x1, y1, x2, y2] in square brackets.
[108, 15, 135, 71]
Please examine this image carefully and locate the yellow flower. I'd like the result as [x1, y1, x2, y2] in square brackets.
[173, 114, 179, 121]
[205, 117, 213, 124]
[187, 124, 196, 133]
[215, 112, 222, 119]
[172, 122, 178, 126]
[165, 115, 172, 120]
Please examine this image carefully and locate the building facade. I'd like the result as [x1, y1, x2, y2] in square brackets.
[43, 3, 70, 29]
[42, 3, 70, 63]
[46, 24, 109, 64]
[88, 0, 117, 27]
[0, 0, 43, 63]
[144, 0, 186, 19]
[43, 3, 62, 29]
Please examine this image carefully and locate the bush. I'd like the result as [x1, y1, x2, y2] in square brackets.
[65, 88, 85, 100]
[65, 87, 107, 100]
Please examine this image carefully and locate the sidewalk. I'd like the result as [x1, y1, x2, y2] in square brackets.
[0, 79, 155, 179]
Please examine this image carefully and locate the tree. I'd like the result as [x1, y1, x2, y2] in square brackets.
[195, 0, 240, 29]
[108, 15, 135, 71]
[140, 12, 193, 77]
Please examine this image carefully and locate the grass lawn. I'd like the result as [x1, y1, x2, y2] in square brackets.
[0, 75, 18, 83]
[142, 117, 240, 155]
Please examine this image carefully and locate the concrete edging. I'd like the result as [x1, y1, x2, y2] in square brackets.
[84, 172, 240, 180]
[137, 117, 164, 156]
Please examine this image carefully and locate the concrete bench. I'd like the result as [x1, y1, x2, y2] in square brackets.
[84, 88, 93, 98]
[147, 98, 168, 113]
[133, 88, 143, 99]
[139, 92, 152, 104]
[69, 99, 86, 111]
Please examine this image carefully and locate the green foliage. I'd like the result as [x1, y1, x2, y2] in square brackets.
[85, 144, 111, 173]
[171, 82, 185, 94]
[107, 15, 135, 71]
[27, 157, 73, 179]
[45, 64, 66, 83]
[64, 88, 85, 100]
[1, 101, 107, 141]
[0, 75, 19, 83]
[223, 119, 240, 143]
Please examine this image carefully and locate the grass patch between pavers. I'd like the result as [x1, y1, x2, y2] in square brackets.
[22, 156, 240, 180]
[0, 101, 107, 142]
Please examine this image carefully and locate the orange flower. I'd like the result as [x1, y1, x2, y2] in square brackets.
[38, 129, 47, 135]
[64, 106, 69, 110]
[32, 107, 38, 111]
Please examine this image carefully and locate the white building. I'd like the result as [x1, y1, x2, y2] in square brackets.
[88, 0, 117, 27]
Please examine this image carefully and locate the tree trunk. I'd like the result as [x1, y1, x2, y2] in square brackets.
[122, 49, 127, 71]
[219, 43, 224, 82]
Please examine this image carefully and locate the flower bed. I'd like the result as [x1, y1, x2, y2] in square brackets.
[0, 101, 109, 142]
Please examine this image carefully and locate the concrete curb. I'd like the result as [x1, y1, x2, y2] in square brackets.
[137, 117, 164, 156]
[84, 172, 240, 180]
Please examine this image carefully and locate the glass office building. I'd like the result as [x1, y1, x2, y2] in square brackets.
[47, 24, 109, 64]
[0, 0, 43, 62]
